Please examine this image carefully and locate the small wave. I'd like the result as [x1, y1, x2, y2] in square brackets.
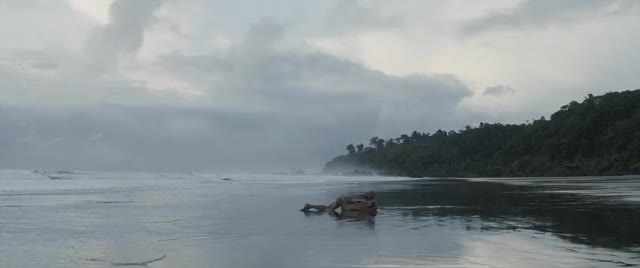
[583, 257, 638, 267]
[85, 247, 166, 266]
[383, 205, 472, 209]
[0, 205, 22, 208]
[33, 170, 87, 176]
[87, 201, 134, 204]
[33, 170, 76, 180]
[47, 175, 72, 180]
[0, 191, 74, 197]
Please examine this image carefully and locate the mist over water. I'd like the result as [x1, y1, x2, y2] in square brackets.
[1, 170, 639, 267]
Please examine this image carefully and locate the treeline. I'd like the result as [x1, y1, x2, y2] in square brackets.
[325, 89, 640, 177]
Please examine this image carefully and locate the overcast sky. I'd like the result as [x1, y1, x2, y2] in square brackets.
[0, 0, 639, 172]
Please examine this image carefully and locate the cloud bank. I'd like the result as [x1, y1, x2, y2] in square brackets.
[483, 85, 516, 96]
[0, 0, 638, 172]
[0, 2, 471, 172]
[463, 0, 639, 34]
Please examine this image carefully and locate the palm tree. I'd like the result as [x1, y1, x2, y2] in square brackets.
[356, 143, 364, 153]
[399, 134, 410, 144]
[346, 144, 356, 155]
[369, 137, 380, 147]
[376, 139, 386, 150]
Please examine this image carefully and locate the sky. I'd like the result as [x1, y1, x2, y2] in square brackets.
[0, 0, 639, 172]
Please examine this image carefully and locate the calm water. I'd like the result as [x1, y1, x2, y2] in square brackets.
[1, 170, 639, 267]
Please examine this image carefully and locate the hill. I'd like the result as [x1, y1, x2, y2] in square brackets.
[324, 89, 640, 177]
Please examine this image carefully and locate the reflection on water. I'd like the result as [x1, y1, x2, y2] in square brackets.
[375, 178, 640, 250]
[303, 210, 377, 225]
[0, 171, 639, 267]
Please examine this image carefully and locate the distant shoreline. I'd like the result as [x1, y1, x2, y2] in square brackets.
[325, 89, 640, 178]
[327, 171, 640, 179]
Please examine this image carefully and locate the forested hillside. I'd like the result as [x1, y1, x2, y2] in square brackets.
[325, 90, 640, 177]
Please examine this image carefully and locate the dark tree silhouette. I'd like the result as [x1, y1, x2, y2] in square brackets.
[356, 143, 364, 153]
[346, 144, 356, 155]
[376, 139, 386, 150]
[325, 89, 640, 177]
[369, 137, 379, 147]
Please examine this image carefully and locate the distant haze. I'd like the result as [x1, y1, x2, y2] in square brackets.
[0, 0, 639, 172]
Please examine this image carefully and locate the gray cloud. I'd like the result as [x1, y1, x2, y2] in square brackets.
[483, 85, 516, 96]
[0, 1, 636, 173]
[0, 19, 473, 172]
[0, 47, 181, 107]
[157, 19, 472, 136]
[0, 0, 37, 9]
[85, 0, 164, 72]
[324, 0, 404, 34]
[463, 0, 639, 34]
[31, 61, 59, 70]
[0, 104, 375, 172]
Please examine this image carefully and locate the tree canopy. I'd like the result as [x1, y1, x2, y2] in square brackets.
[324, 89, 640, 177]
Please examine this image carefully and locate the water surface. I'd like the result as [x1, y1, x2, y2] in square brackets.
[1, 170, 639, 267]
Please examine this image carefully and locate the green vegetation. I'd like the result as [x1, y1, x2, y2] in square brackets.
[325, 89, 640, 177]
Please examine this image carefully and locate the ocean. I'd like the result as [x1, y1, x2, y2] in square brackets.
[1, 170, 639, 267]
